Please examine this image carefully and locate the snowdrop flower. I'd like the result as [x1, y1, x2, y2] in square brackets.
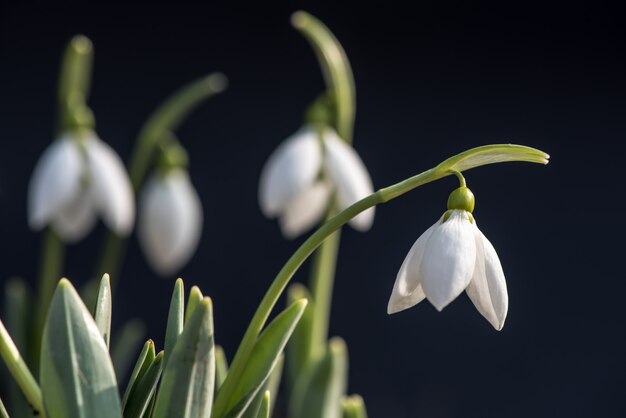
[28, 131, 135, 243]
[138, 168, 203, 276]
[259, 125, 374, 238]
[387, 183, 508, 330]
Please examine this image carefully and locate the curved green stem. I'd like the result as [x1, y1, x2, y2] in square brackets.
[0, 320, 45, 417]
[213, 143, 549, 417]
[94, 73, 227, 283]
[292, 11, 356, 143]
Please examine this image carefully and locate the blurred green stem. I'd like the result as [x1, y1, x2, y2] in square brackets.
[32, 228, 64, 372]
[292, 11, 356, 142]
[308, 222, 340, 359]
[94, 74, 227, 285]
[212, 143, 549, 417]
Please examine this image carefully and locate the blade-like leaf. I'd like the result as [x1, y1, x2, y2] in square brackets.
[241, 354, 283, 418]
[256, 392, 270, 418]
[153, 297, 215, 418]
[341, 395, 368, 418]
[3, 278, 33, 418]
[214, 345, 229, 396]
[0, 396, 9, 418]
[123, 351, 164, 418]
[222, 299, 307, 418]
[185, 286, 203, 325]
[0, 318, 42, 415]
[122, 340, 156, 407]
[164, 279, 184, 366]
[112, 319, 147, 380]
[141, 392, 156, 418]
[289, 337, 348, 418]
[93, 274, 112, 348]
[285, 283, 314, 388]
[40, 278, 122, 418]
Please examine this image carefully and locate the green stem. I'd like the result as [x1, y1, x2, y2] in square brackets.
[213, 142, 549, 417]
[214, 166, 440, 416]
[32, 228, 64, 373]
[308, 222, 341, 359]
[0, 320, 45, 417]
[94, 73, 227, 284]
[292, 11, 356, 143]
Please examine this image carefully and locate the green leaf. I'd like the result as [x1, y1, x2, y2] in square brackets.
[0, 395, 10, 418]
[241, 355, 283, 418]
[255, 392, 270, 418]
[185, 286, 203, 325]
[93, 274, 112, 348]
[222, 299, 307, 418]
[122, 340, 156, 407]
[0, 319, 42, 415]
[123, 351, 164, 418]
[289, 337, 348, 418]
[40, 278, 122, 418]
[341, 395, 368, 418]
[436, 144, 549, 173]
[141, 391, 156, 418]
[164, 278, 184, 367]
[214, 345, 229, 396]
[285, 283, 314, 388]
[152, 297, 215, 418]
[112, 319, 147, 380]
[3, 278, 33, 418]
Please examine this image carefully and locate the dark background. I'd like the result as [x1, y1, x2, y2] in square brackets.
[1, 1, 625, 417]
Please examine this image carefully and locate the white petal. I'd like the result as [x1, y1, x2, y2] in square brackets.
[322, 129, 375, 231]
[28, 136, 83, 231]
[466, 225, 509, 330]
[258, 126, 323, 217]
[139, 170, 203, 276]
[387, 220, 439, 314]
[278, 181, 331, 239]
[51, 189, 98, 243]
[420, 210, 477, 311]
[84, 135, 135, 236]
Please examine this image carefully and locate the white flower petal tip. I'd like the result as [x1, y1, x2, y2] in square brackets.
[466, 227, 509, 330]
[389, 210, 509, 329]
[278, 181, 331, 239]
[258, 125, 375, 238]
[27, 132, 135, 243]
[138, 170, 203, 276]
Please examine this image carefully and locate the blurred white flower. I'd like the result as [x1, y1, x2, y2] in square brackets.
[28, 131, 135, 242]
[258, 125, 374, 238]
[138, 168, 203, 276]
[387, 209, 508, 330]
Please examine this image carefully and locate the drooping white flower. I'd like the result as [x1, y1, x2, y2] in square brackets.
[28, 131, 135, 242]
[138, 168, 203, 276]
[258, 125, 374, 238]
[387, 187, 508, 330]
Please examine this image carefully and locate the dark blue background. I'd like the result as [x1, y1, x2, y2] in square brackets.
[1, 1, 625, 417]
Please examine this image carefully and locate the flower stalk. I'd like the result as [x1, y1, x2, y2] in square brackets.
[213, 143, 549, 416]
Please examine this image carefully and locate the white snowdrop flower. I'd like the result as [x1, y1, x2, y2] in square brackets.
[138, 168, 203, 276]
[387, 185, 508, 330]
[28, 131, 135, 243]
[259, 125, 374, 238]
